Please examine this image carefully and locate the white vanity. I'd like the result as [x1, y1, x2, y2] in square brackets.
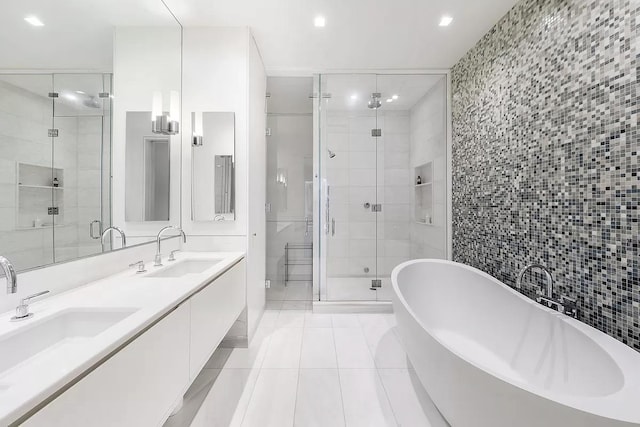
[0, 252, 246, 426]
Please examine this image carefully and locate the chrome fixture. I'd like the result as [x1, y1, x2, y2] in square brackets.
[155, 226, 187, 266]
[516, 264, 578, 319]
[11, 290, 50, 321]
[0, 256, 17, 294]
[516, 264, 553, 298]
[152, 91, 180, 135]
[101, 226, 127, 248]
[191, 112, 203, 146]
[328, 149, 336, 158]
[168, 249, 180, 262]
[367, 93, 382, 110]
[129, 260, 147, 273]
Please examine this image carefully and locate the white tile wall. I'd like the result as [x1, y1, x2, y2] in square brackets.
[325, 111, 412, 284]
[409, 78, 448, 260]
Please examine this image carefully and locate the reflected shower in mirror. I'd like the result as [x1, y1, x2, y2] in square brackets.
[192, 112, 235, 221]
[125, 112, 171, 222]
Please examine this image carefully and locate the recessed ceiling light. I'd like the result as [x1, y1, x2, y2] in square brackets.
[24, 16, 44, 27]
[350, 94, 358, 100]
[314, 16, 326, 27]
[392, 94, 399, 100]
[386, 98, 393, 103]
[439, 15, 453, 27]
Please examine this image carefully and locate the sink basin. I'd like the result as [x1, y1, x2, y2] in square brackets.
[146, 259, 222, 278]
[0, 308, 137, 381]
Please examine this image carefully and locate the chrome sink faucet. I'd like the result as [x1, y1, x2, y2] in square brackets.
[0, 256, 17, 294]
[101, 226, 127, 249]
[11, 290, 50, 321]
[155, 226, 187, 266]
[516, 264, 554, 298]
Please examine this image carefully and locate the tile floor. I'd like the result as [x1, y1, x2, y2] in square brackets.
[171, 308, 449, 427]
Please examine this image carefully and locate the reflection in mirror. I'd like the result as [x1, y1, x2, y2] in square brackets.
[192, 112, 236, 221]
[125, 112, 171, 222]
[0, 0, 182, 271]
[0, 73, 112, 271]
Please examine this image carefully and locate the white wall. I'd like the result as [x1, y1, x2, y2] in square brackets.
[180, 27, 266, 341]
[246, 34, 267, 339]
[112, 27, 182, 239]
[409, 77, 447, 259]
[181, 27, 248, 238]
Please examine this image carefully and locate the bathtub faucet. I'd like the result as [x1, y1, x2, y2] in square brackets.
[516, 264, 578, 319]
[516, 264, 554, 298]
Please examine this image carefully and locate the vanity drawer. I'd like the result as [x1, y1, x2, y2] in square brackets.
[189, 259, 246, 379]
[23, 303, 190, 427]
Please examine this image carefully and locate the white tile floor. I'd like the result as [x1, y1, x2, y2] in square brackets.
[182, 309, 449, 427]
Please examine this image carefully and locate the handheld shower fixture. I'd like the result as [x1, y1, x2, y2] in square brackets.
[328, 149, 336, 158]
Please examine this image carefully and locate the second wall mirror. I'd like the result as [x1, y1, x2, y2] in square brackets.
[191, 112, 235, 221]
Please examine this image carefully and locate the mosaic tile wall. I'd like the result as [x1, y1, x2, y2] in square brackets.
[451, 0, 640, 350]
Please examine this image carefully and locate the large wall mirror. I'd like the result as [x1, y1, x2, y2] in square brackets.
[191, 112, 236, 221]
[0, 1, 182, 271]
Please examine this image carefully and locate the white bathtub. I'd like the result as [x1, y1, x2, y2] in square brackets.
[391, 259, 640, 427]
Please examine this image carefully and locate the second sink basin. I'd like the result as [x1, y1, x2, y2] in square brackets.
[146, 259, 222, 278]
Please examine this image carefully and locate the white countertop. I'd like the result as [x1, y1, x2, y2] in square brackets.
[0, 251, 245, 425]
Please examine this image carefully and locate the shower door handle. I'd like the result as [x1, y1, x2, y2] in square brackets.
[325, 185, 331, 235]
[331, 218, 335, 236]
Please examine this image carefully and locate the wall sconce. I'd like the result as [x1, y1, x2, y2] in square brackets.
[191, 111, 203, 146]
[152, 90, 180, 135]
[276, 168, 288, 187]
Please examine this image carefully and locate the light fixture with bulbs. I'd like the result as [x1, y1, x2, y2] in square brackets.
[24, 16, 44, 26]
[191, 112, 203, 146]
[439, 15, 453, 27]
[151, 90, 180, 135]
[314, 15, 326, 27]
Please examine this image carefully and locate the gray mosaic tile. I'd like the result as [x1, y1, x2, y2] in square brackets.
[452, 0, 640, 350]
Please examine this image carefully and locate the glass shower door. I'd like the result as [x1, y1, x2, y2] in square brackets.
[52, 73, 111, 262]
[319, 74, 382, 301]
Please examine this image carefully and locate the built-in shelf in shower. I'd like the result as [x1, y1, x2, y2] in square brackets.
[414, 161, 434, 224]
[18, 184, 64, 190]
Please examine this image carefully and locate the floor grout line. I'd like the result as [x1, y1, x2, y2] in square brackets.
[359, 313, 401, 427]
[331, 319, 349, 427]
[291, 310, 306, 427]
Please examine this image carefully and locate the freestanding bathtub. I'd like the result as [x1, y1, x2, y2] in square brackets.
[391, 259, 640, 427]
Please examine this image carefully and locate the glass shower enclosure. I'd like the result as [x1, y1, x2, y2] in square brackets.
[315, 73, 449, 303]
[0, 73, 112, 271]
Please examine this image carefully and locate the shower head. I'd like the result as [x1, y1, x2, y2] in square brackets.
[328, 149, 336, 159]
[367, 92, 382, 110]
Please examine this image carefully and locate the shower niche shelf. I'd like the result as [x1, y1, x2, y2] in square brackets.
[414, 161, 433, 225]
[16, 162, 65, 229]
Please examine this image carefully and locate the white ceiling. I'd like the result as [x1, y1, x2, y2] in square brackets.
[0, 0, 519, 73]
[165, 0, 519, 73]
[0, 0, 178, 71]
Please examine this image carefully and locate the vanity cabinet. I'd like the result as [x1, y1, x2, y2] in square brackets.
[189, 259, 246, 379]
[23, 303, 191, 427]
[22, 258, 246, 427]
